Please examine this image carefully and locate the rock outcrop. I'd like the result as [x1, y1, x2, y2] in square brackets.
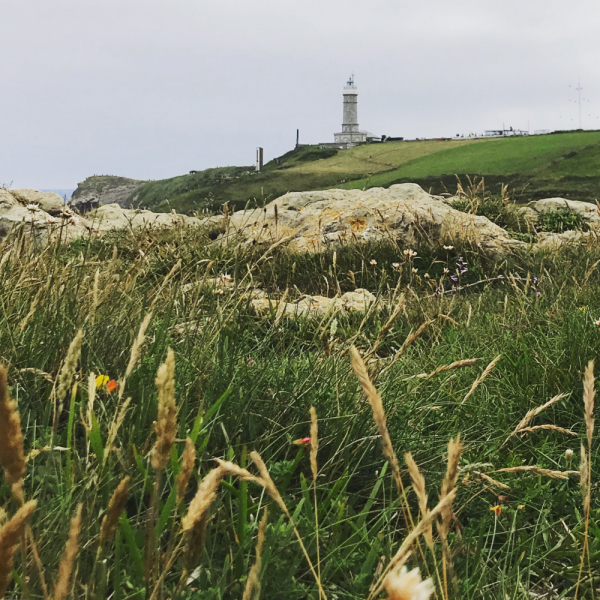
[10, 189, 66, 215]
[221, 184, 525, 255]
[70, 176, 144, 213]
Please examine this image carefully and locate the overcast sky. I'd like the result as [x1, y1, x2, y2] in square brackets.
[2, 0, 599, 189]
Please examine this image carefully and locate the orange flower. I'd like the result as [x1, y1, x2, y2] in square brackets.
[106, 379, 118, 393]
[490, 505, 502, 517]
[293, 437, 311, 446]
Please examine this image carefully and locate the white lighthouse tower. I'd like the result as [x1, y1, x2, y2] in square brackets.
[334, 75, 367, 149]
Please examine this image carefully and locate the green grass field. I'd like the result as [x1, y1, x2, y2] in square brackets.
[1, 217, 600, 599]
[121, 131, 600, 214]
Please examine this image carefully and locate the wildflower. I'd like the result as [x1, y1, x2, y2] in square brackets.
[565, 448, 574, 462]
[403, 249, 417, 258]
[424, 273, 430, 279]
[435, 287, 442, 296]
[68, 217, 79, 226]
[95, 375, 109, 389]
[46, 216, 58, 224]
[535, 291, 541, 298]
[533, 277, 538, 284]
[490, 505, 502, 517]
[450, 275, 458, 282]
[293, 437, 311, 445]
[518, 504, 525, 510]
[26, 203, 39, 211]
[579, 306, 588, 312]
[594, 319, 600, 328]
[106, 380, 118, 393]
[370, 259, 377, 266]
[443, 268, 449, 274]
[411, 268, 418, 274]
[443, 245, 454, 250]
[392, 262, 400, 270]
[384, 565, 434, 600]
[214, 289, 224, 295]
[221, 274, 232, 281]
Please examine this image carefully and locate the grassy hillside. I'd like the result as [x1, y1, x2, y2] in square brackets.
[87, 131, 600, 215]
[2, 220, 600, 598]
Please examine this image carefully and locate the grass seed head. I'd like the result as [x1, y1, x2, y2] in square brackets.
[0, 366, 26, 486]
[0, 500, 36, 599]
[53, 504, 82, 600]
[583, 360, 595, 450]
[182, 466, 225, 533]
[177, 438, 196, 504]
[384, 565, 434, 600]
[309, 406, 319, 485]
[152, 348, 177, 471]
[56, 329, 83, 404]
[99, 477, 130, 545]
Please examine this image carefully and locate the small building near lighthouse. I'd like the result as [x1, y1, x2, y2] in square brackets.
[333, 75, 375, 149]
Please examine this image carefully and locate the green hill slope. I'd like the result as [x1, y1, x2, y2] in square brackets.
[122, 131, 600, 214]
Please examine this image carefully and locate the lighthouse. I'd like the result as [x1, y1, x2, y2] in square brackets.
[334, 75, 368, 148]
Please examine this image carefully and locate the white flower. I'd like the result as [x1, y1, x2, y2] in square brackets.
[412, 268, 418, 274]
[68, 216, 79, 225]
[595, 319, 600, 328]
[214, 289, 224, 295]
[370, 259, 377, 266]
[61, 208, 75, 218]
[384, 565, 434, 600]
[403, 249, 417, 258]
[444, 268, 450, 274]
[392, 262, 400, 270]
[26, 203, 40, 211]
[424, 273, 430, 279]
[46, 216, 58, 224]
[565, 449, 574, 461]
[443, 245, 454, 251]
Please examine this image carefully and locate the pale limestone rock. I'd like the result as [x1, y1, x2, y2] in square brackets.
[86, 203, 212, 232]
[224, 184, 525, 255]
[0, 189, 87, 242]
[251, 288, 378, 319]
[530, 198, 600, 226]
[11, 189, 66, 215]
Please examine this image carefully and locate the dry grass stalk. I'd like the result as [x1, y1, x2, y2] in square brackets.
[575, 361, 595, 600]
[0, 366, 26, 487]
[350, 346, 404, 500]
[309, 406, 319, 484]
[309, 406, 323, 599]
[404, 452, 433, 550]
[273, 288, 289, 326]
[214, 459, 263, 484]
[503, 393, 567, 446]
[91, 267, 100, 316]
[367, 294, 405, 357]
[56, 329, 83, 406]
[461, 354, 501, 404]
[242, 507, 268, 600]
[583, 360, 595, 451]
[407, 358, 480, 381]
[471, 471, 511, 490]
[150, 259, 181, 308]
[105, 398, 132, 456]
[438, 436, 462, 596]
[182, 466, 226, 533]
[52, 503, 82, 600]
[84, 371, 96, 433]
[249, 450, 326, 598]
[515, 424, 576, 437]
[19, 284, 44, 332]
[368, 490, 456, 600]
[0, 500, 36, 599]
[99, 476, 130, 545]
[495, 466, 572, 479]
[152, 348, 177, 471]
[383, 319, 433, 374]
[177, 438, 197, 504]
[122, 312, 153, 391]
